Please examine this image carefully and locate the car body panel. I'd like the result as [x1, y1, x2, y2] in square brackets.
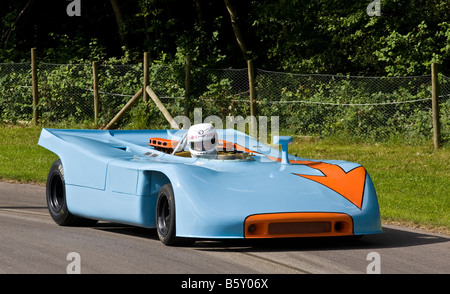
[38, 128, 382, 239]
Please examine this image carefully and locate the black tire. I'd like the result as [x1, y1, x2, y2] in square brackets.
[155, 183, 194, 246]
[46, 159, 97, 226]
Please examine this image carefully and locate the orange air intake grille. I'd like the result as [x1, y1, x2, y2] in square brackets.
[244, 212, 353, 238]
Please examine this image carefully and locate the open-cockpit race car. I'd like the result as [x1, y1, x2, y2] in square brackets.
[38, 124, 382, 245]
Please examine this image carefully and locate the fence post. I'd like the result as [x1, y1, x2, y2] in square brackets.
[431, 62, 441, 149]
[184, 54, 191, 117]
[143, 52, 149, 102]
[104, 88, 143, 130]
[247, 59, 257, 134]
[92, 61, 99, 126]
[31, 48, 39, 125]
[146, 86, 180, 129]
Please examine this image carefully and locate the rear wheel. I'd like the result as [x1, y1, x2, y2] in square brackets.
[46, 159, 97, 226]
[156, 183, 194, 246]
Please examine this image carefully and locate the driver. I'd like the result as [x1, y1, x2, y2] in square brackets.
[187, 123, 218, 159]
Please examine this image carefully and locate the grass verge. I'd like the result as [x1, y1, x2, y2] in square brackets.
[0, 124, 448, 234]
[0, 124, 58, 184]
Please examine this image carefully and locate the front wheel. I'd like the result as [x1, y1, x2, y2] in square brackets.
[155, 183, 194, 246]
[46, 159, 97, 226]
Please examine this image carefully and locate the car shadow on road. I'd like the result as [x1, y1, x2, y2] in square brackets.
[91, 222, 449, 252]
[92, 222, 161, 240]
[192, 225, 449, 252]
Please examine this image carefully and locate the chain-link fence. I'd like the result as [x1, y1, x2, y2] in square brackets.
[0, 62, 32, 121]
[255, 70, 440, 141]
[0, 60, 448, 143]
[187, 67, 449, 143]
[191, 67, 250, 118]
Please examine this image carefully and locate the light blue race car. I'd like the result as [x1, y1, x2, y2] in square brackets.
[38, 126, 382, 246]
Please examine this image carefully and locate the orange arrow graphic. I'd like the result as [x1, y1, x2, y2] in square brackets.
[217, 143, 366, 209]
[292, 160, 366, 209]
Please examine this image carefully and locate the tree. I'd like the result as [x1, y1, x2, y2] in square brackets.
[110, 0, 128, 51]
[0, 0, 448, 75]
[224, 0, 249, 61]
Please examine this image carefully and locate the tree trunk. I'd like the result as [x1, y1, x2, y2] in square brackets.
[195, 0, 203, 22]
[224, 0, 249, 61]
[110, 0, 128, 50]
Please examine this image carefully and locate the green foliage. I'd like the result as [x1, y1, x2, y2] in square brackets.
[44, 33, 107, 63]
[200, 77, 234, 118]
[249, 0, 450, 76]
[1, 0, 449, 142]
[374, 21, 450, 76]
[1, 0, 450, 75]
[37, 63, 93, 123]
[0, 63, 32, 122]
[257, 71, 443, 143]
[1, 58, 448, 144]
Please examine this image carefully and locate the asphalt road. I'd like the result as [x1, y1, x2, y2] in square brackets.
[0, 181, 448, 274]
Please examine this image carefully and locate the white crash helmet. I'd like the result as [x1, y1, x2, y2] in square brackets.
[187, 123, 218, 158]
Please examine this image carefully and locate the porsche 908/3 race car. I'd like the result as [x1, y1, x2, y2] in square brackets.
[38, 125, 382, 246]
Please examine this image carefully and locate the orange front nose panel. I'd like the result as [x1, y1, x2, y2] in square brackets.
[244, 212, 353, 238]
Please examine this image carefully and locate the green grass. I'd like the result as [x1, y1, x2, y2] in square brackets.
[0, 124, 58, 183]
[0, 124, 448, 234]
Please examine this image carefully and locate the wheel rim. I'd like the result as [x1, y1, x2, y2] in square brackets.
[49, 174, 64, 211]
[157, 193, 171, 237]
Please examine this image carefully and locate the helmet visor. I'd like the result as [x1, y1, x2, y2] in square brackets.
[190, 136, 216, 151]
